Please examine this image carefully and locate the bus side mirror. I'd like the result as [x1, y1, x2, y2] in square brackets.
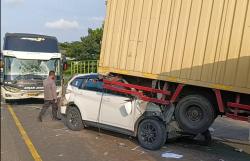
[63, 63, 67, 71]
[0, 61, 3, 69]
[62, 56, 67, 71]
[0, 52, 3, 68]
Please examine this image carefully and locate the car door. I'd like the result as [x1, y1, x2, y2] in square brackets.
[100, 89, 134, 131]
[75, 77, 103, 122]
[66, 77, 84, 103]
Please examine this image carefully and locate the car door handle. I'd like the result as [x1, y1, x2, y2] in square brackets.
[104, 98, 110, 102]
[75, 92, 81, 96]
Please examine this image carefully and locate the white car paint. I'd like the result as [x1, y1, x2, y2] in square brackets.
[100, 93, 134, 130]
[62, 74, 150, 132]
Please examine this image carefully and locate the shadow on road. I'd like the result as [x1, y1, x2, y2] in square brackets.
[5, 98, 44, 105]
[78, 125, 250, 161]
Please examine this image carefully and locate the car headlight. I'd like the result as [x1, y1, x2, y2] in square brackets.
[4, 86, 21, 93]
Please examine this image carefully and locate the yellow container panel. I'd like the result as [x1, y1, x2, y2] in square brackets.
[135, 0, 154, 72]
[100, 0, 250, 94]
[180, 0, 203, 79]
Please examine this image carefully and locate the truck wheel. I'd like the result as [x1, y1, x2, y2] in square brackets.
[66, 106, 83, 131]
[175, 95, 215, 134]
[138, 119, 166, 150]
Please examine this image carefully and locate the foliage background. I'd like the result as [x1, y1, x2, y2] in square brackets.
[59, 26, 103, 61]
[60, 26, 103, 79]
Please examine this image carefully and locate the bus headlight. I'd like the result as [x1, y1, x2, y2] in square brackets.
[4, 86, 21, 93]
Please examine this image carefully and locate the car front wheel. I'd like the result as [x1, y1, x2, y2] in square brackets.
[138, 118, 166, 150]
[66, 106, 83, 131]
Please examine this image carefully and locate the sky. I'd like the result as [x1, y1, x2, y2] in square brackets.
[1, 0, 106, 46]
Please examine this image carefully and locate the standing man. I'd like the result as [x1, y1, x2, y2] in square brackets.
[38, 71, 60, 122]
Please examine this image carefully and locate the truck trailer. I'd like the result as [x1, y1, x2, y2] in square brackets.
[99, 0, 250, 136]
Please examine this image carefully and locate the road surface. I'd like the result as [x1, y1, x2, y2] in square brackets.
[1, 99, 250, 161]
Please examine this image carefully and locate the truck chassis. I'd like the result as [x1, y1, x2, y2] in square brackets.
[103, 76, 250, 122]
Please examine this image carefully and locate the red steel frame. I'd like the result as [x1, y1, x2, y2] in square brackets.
[170, 84, 184, 103]
[103, 79, 183, 105]
[214, 89, 225, 113]
[103, 79, 250, 121]
[214, 90, 250, 121]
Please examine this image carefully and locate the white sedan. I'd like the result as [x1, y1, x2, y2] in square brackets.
[61, 73, 168, 150]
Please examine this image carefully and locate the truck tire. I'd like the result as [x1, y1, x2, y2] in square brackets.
[175, 95, 215, 134]
[66, 106, 83, 131]
[138, 118, 166, 150]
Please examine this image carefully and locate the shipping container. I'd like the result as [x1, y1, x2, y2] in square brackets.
[99, 0, 250, 95]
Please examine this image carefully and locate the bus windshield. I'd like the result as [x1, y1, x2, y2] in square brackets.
[4, 35, 59, 53]
[4, 57, 60, 81]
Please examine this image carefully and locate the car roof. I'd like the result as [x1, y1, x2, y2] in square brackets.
[74, 73, 99, 79]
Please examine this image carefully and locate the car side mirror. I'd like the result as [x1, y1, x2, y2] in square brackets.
[0, 61, 3, 69]
[63, 63, 67, 71]
[124, 101, 132, 115]
[62, 55, 67, 71]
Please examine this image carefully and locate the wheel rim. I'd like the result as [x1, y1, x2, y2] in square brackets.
[68, 110, 79, 127]
[186, 105, 203, 122]
[140, 123, 157, 145]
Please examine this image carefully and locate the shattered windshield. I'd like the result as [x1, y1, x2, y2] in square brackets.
[4, 57, 60, 81]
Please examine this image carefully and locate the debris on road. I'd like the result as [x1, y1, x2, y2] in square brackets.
[131, 146, 140, 151]
[161, 152, 183, 159]
[54, 127, 68, 131]
[118, 142, 127, 147]
[104, 152, 109, 156]
[58, 154, 63, 157]
[31, 106, 42, 110]
[161, 146, 168, 149]
[209, 127, 215, 134]
[131, 146, 146, 155]
[234, 148, 243, 152]
[55, 134, 63, 137]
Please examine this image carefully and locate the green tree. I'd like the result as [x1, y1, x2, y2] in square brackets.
[59, 26, 103, 60]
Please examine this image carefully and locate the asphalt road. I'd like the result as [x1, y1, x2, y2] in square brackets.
[1, 99, 250, 161]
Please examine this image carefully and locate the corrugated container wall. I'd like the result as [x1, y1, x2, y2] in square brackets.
[99, 0, 250, 94]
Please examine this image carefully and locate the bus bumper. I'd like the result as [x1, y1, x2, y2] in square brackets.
[1, 86, 62, 100]
[2, 87, 44, 100]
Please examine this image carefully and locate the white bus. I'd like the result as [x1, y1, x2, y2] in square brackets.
[1, 33, 66, 101]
